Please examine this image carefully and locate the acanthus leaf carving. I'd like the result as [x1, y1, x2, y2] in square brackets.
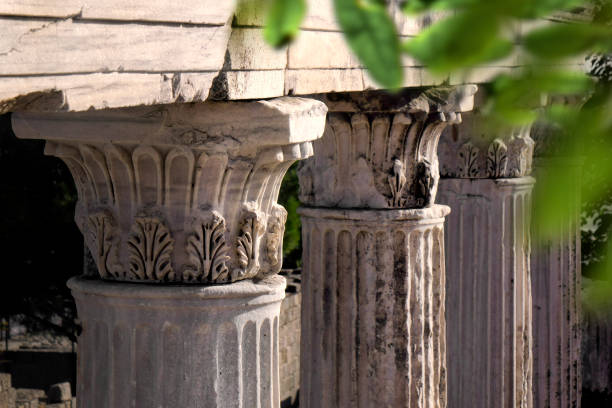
[234, 204, 264, 281]
[486, 139, 508, 178]
[458, 142, 480, 178]
[84, 211, 121, 279]
[18, 99, 324, 284]
[298, 100, 468, 210]
[262, 204, 288, 276]
[183, 211, 230, 283]
[414, 159, 435, 208]
[127, 217, 175, 281]
[438, 112, 534, 179]
[388, 159, 407, 207]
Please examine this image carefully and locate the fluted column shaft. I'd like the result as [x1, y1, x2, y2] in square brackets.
[298, 86, 477, 408]
[12, 97, 327, 408]
[300, 206, 449, 408]
[438, 177, 534, 408]
[531, 159, 582, 408]
[70, 276, 285, 408]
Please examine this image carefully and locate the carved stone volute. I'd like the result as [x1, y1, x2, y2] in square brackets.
[298, 86, 477, 209]
[13, 97, 327, 283]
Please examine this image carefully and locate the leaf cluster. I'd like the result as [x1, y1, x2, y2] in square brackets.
[251, 0, 612, 301]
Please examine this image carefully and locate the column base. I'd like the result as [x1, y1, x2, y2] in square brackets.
[69, 275, 286, 408]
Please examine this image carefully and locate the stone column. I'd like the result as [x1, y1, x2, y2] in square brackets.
[437, 112, 535, 408]
[529, 124, 582, 408]
[11, 97, 327, 408]
[531, 215, 581, 408]
[298, 86, 477, 408]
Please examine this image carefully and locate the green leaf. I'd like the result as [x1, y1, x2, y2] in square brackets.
[403, 11, 513, 74]
[264, 0, 307, 48]
[401, 0, 439, 14]
[334, 0, 403, 89]
[524, 23, 612, 60]
[483, 69, 594, 125]
[235, 0, 267, 25]
[503, 0, 584, 18]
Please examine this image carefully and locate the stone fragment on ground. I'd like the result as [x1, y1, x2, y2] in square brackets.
[47, 382, 71, 403]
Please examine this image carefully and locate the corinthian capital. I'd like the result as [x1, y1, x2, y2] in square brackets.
[12, 97, 327, 283]
[298, 85, 477, 209]
[438, 110, 535, 179]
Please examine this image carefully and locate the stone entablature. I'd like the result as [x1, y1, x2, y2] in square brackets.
[438, 111, 534, 179]
[0, 1, 450, 113]
[12, 97, 327, 283]
[298, 85, 477, 209]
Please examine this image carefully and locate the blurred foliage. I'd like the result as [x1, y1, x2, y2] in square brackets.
[264, 0, 306, 47]
[278, 164, 302, 268]
[0, 114, 80, 341]
[333, 0, 403, 88]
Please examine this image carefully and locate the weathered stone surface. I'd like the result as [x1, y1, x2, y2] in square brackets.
[279, 270, 302, 407]
[0, 72, 219, 113]
[438, 177, 534, 408]
[69, 275, 286, 408]
[0, 1, 583, 112]
[47, 382, 71, 403]
[15, 389, 44, 408]
[235, 0, 445, 36]
[12, 97, 326, 283]
[287, 32, 422, 70]
[298, 86, 477, 209]
[284, 68, 365, 96]
[0, 374, 16, 408]
[46, 398, 76, 408]
[0, 18, 231, 76]
[0, 0, 236, 24]
[299, 205, 449, 408]
[216, 70, 286, 100]
[227, 28, 287, 70]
